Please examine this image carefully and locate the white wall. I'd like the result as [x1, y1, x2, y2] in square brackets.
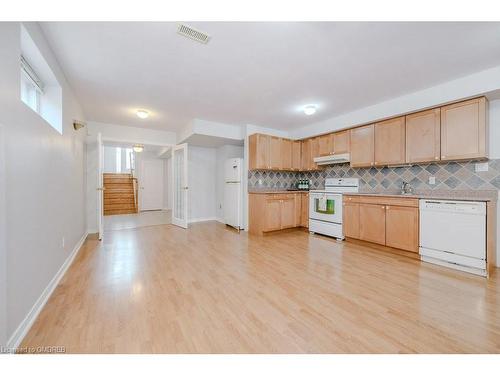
[188, 146, 217, 222]
[0, 124, 7, 345]
[0, 22, 87, 346]
[215, 145, 244, 221]
[88, 121, 176, 146]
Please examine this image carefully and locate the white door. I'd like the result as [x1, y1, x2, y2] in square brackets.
[172, 143, 188, 228]
[140, 159, 164, 211]
[97, 133, 104, 240]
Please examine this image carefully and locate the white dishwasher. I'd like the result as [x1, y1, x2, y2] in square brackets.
[419, 199, 487, 276]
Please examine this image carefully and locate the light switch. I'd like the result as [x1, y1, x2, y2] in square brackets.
[475, 162, 488, 172]
[428, 176, 436, 185]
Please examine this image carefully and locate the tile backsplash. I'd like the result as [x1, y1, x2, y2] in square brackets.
[248, 159, 500, 192]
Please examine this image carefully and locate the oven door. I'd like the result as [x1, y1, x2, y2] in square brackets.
[309, 192, 342, 224]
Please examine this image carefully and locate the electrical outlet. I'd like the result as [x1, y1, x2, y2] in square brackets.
[428, 176, 436, 185]
[258, 179, 263, 186]
[475, 162, 488, 172]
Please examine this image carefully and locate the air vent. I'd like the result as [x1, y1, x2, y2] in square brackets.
[177, 23, 211, 44]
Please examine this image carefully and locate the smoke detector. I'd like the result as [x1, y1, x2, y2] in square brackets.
[177, 23, 211, 44]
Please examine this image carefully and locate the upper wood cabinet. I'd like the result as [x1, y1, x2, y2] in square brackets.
[374, 116, 406, 166]
[350, 125, 374, 167]
[281, 138, 292, 170]
[318, 134, 334, 156]
[385, 205, 419, 253]
[292, 141, 301, 170]
[310, 137, 320, 170]
[300, 139, 311, 171]
[406, 108, 441, 164]
[269, 136, 282, 170]
[333, 130, 350, 154]
[249, 133, 270, 170]
[441, 97, 488, 161]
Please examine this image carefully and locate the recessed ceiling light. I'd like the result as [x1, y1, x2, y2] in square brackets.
[133, 144, 144, 153]
[136, 110, 149, 119]
[303, 105, 317, 115]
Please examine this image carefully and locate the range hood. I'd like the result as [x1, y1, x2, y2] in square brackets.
[313, 153, 350, 165]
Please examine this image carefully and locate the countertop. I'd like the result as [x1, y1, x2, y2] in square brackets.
[344, 189, 498, 202]
[248, 189, 309, 194]
[248, 188, 498, 201]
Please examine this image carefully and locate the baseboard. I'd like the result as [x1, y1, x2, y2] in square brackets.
[216, 217, 225, 224]
[188, 217, 217, 223]
[6, 231, 88, 350]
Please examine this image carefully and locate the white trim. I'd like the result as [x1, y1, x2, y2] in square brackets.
[216, 217, 225, 224]
[188, 217, 218, 223]
[6, 231, 88, 350]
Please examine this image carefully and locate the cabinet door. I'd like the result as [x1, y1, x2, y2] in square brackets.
[280, 197, 296, 229]
[343, 202, 360, 239]
[281, 138, 292, 170]
[406, 109, 441, 164]
[269, 136, 282, 170]
[441, 97, 487, 161]
[292, 141, 301, 170]
[359, 203, 386, 245]
[333, 130, 350, 154]
[375, 116, 406, 166]
[350, 125, 374, 167]
[301, 193, 309, 227]
[249, 134, 270, 170]
[264, 199, 281, 232]
[301, 139, 311, 171]
[310, 137, 320, 170]
[318, 134, 334, 156]
[294, 194, 301, 226]
[385, 205, 419, 252]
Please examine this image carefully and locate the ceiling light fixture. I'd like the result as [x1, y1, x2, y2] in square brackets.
[133, 144, 144, 153]
[136, 110, 149, 119]
[303, 105, 317, 115]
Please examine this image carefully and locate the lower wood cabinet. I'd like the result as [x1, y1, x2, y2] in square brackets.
[359, 203, 386, 245]
[385, 205, 419, 252]
[249, 192, 309, 235]
[300, 193, 309, 228]
[343, 195, 419, 253]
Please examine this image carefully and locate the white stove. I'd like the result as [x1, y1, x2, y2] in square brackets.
[309, 178, 359, 240]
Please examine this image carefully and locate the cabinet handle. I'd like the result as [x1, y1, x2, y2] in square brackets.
[374, 162, 378, 165]
[371, 162, 374, 166]
[442, 156, 446, 159]
[386, 206, 390, 210]
[382, 206, 386, 209]
[435, 156, 439, 160]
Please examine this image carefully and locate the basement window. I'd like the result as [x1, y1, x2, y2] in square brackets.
[20, 55, 43, 113]
[20, 24, 63, 134]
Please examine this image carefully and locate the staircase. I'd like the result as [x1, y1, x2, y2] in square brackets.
[103, 173, 138, 216]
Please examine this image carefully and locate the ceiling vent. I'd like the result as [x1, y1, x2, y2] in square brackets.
[177, 23, 211, 44]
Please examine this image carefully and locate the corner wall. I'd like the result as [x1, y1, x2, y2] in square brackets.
[0, 22, 87, 346]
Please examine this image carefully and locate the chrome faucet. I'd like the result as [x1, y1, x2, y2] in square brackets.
[401, 181, 413, 195]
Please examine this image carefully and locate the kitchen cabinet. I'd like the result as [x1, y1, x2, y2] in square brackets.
[359, 203, 386, 245]
[269, 136, 282, 170]
[281, 138, 292, 170]
[292, 140, 301, 170]
[385, 205, 419, 252]
[333, 130, 350, 154]
[249, 193, 309, 235]
[441, 97, 487, 161]
[264, 198, 282, 232]
[374, 116, 406, 166]
[343, 195, 419, 253]
[300, 139, 310, 171]
[280, 197, 296, 229]
[318, 134, 334, 156]
[342, 199, 359, 239]
[406, 108, 441, 164]
[300, 193, 309, 228]
[249, 133, 270, 170]
[350, 125, 374, 167]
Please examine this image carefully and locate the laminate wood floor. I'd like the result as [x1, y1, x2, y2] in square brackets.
[21, 222, 500, 353]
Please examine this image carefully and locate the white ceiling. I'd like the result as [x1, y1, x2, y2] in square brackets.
[40, 22, 500, 132]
